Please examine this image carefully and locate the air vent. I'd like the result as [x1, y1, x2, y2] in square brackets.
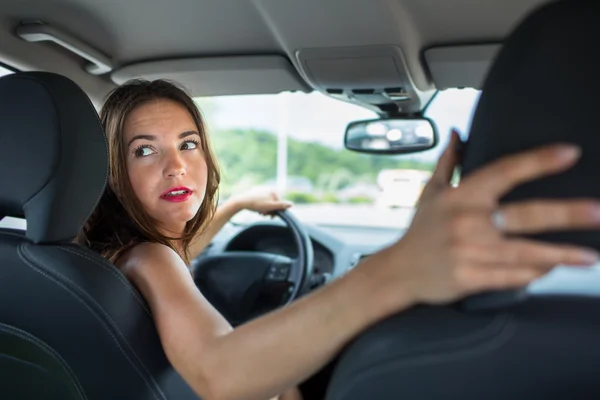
[384, 87, 403, 93]
[349, 253, 371, 270]
[326, 88, 344, 94]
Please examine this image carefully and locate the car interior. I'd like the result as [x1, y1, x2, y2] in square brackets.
[1, 0, 599, 399]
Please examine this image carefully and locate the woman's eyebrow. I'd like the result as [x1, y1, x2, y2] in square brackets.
[128, 134, 156, 147]
[179, 131, 200, 139]
[127, 131, 199, 148]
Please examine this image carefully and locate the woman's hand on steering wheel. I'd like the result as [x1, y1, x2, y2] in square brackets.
[229, 188, 293, 216]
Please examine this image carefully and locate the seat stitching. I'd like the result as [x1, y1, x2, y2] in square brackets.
[0, 323, 88, 400]
[20, 245, 164, 400]
[0, 229, 26, 238]
[19, 244, 165, 400]
[58, 245, 151, 316]
[328, 315, 516, 400]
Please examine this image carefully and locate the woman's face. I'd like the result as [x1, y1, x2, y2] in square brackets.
[122, 98, 208, 235]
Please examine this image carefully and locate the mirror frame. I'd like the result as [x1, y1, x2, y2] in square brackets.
[344, 116, 439, 155]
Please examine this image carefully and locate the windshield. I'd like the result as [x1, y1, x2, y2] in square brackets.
[196, 88, 481, 228]
[0, 84, 479, 232]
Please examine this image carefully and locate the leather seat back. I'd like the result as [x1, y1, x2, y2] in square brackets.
[0, 72, 198, 399]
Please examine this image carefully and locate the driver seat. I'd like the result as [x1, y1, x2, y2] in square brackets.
[325, 1, 600, 399]
[0, 72, 198, 399]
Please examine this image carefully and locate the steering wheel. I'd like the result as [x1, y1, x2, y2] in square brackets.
[193, 210, 314, 326]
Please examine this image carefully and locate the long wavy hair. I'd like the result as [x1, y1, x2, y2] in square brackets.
[76, 79, 220, 265]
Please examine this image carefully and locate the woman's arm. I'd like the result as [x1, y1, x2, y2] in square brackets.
[120, 242, 399, 400]
[189, 190, 292, 260]
[120, 138, 600, 400]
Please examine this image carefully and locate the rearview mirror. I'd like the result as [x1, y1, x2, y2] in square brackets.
[344, 118, 437, 155]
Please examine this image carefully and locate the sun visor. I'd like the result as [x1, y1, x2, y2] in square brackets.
[110, 55, 311, 96]
[424, 44, 501, 90]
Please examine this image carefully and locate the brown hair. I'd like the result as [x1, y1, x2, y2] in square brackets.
[76, 79, 220, 265]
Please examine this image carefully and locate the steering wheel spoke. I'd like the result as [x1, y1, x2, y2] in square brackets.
[194, 210, 314, 325]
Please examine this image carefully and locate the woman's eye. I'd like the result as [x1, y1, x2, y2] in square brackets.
[181, 140, 199, 150]
[134, 146, 154, 157]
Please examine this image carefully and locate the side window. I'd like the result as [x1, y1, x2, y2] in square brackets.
[0, 65, 12, 78]
[423, 88, 481, 150]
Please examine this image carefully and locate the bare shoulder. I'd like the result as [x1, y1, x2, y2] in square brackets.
[119, 242, 183, 270]
[117, 242, 195, 309]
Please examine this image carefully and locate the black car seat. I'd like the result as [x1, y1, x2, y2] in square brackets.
[0, 72, 199, 399]
[325, 1, 600, 399]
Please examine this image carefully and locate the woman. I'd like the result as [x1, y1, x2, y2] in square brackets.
[78, 79, 600, 400]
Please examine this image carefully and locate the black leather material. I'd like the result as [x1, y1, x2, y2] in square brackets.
[0, 355, 75, 400]
[0, 72, 199, 399]
[461, 0, 600, 251]
[325, 1, 600, 399]
[326, 298, 600, 400]
[0, 72, 107, 243]
[0, 323, 81, 399]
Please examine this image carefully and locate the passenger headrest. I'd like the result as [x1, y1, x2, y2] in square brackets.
[462, 0, 600, 250]
[0, 72, 107, 243]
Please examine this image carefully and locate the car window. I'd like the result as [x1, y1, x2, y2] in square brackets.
[0, 65, 12, 78]
[196, 88, 481, 228]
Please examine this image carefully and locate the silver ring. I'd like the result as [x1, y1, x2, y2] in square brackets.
[491, 209, 506, 231]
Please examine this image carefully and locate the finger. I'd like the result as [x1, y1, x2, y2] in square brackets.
[463, 267, 545, 292]
[421, 129, 461, 199]
[498, 239, 598, 266]
[459, 144, 581, 204]
[272, 201, 292, 209]
[259, 201, 293, 214]
[454, 238, 600, 267]
[500, 199, 600, 234]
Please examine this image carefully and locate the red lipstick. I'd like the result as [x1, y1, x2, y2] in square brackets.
[160, 187, 193, 203]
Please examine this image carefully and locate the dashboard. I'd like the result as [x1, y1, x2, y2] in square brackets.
[194, 215, 600, 299]
[196, 218, 406, 290]
[224, 224, 336, 276]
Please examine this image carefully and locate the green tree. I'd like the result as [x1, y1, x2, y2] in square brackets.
[209, 128, 436, 198]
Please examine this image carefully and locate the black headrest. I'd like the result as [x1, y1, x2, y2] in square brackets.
[0, 72, 107, 243]
[462, 0, 600, 250]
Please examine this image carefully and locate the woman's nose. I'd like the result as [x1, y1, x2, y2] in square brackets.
[164, 152, 186, 178]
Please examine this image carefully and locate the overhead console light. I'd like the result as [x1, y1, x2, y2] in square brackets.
[384, 87, 410, 101]
[16, 21, 113, 75]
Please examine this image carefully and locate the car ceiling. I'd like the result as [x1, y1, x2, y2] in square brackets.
[0, 0, 550, 112]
